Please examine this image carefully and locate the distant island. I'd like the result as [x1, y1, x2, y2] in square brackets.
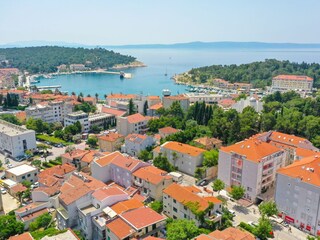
[175, 59, 320, 88]
[0, 46, 142, 74]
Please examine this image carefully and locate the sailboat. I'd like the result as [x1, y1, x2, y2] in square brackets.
[164, 67, 168, 77]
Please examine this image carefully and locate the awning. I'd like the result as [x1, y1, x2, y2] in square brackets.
[285, 216, 294, 223]
[306, 225, 311, 231]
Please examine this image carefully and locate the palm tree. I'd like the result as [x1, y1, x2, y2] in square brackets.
[104, 94, 107, 99]
[95, 93, 99, 100]
[71, 92, 76, 96]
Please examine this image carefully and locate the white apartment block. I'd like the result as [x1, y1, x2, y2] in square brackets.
[5, 164, 38, 183]
[184, 93, 223, 104]
[0, 120, 36, 158]
[64, 111, 89, 132]
[122, 133, 155, 157]
[162, 95, 190, 111]
[275, 155, 320, 236]
[88, 113, 115, 129]
[218, 139, 286, 202]
[117, 113, 148, 136]
[26, 101, 73, 124]
[271, 74, 313, 93]
[156, 141, 206, 176]
[231, 97, 264, 113]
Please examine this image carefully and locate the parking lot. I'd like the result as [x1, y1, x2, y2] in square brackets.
[1, 192, 20, 214]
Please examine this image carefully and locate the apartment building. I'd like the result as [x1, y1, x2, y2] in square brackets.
[163, 183, 222, 226]
[122, 133, 155, 156]
[271, 74, 313, 93]
[275, 155, 320, 236]
[231, 97, 264, 113]
[194, 227, 255, 240]
[162, 94, 190, 111]
[0, 120, 36, 158]
[156, 141, 206, 176]
[218, 138, 286, 202]
[69, 64, 86, 71]
[88, 113, 115, 129]
[26, 101, 73, 124]
[133, 165, 173, 201]
[98, 132, 124, 152]
[117, 113, 148, 136]
[5, 164, 38, 183]
[184, 93, 223, 104]
[64, 111, 89, 132]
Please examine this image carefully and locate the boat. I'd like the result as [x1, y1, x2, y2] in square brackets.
[162, 89, 171, 97]
[120, 71, 125, 79]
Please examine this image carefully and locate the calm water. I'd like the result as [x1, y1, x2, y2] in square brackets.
[35, 48, 320, 96]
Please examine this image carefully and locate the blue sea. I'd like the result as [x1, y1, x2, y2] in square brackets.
[35, 48, 320, 96]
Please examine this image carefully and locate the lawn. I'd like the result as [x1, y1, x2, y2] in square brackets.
[36, 134, 69, 145]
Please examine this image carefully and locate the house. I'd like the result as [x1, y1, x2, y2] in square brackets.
[5, 164, 38, 184]
[275, 155, 320, 236]
[64, 111, 89, 132]
[106, 93, 138, 106]
[69, 64, 86, 71]
[271, 74, 313, 93]
[41, 229, 80, 240]
[91, 151, 149, 187]
[163, 183, 222, 226]
[194, 137, 223, 150]
[9, 232, 34, 240]
[122, 133, 155, 156]
[0, 120, 36, 158]
[117, 113, 149, 136]
[147, 96, 161, 107]
[110, 198, 144, 214]
[156, 141, 206, 176]
[98, 132, 124, 152]
[147, 102, 163, 117]
[10, 183, 27, 198]
[194, 227, 255, 240]
[158, 126, 180, 139]
[218, 99, 236, 110]
[162, 95, 190, 111]
[83, 96, 97, 105]
[218, 138, 286, 202]
[184, 93, 223, 104]
[105, 207, 166, 240]
[231, 97, 264, 113]
[132, 165, 173, 201]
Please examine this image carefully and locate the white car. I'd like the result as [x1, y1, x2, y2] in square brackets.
[31, 182, 39, 189]
[248, 221, 258, 227]
[1, 188, 7, 194]
[7, 164, 13, 168]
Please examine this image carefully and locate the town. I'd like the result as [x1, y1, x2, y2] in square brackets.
[0, 64, 319, 240]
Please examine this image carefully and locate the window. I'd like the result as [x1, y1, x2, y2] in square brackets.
[27, 174, 31, 177]
[173, 199, 176, 203]
[22, 176, 25, 179]
[173, 207, 177, 212]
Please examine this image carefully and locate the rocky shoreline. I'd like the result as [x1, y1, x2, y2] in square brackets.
[111, 60, 147, 70]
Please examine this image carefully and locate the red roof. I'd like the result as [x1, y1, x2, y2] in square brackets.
[106, 217, 133, 239]
[218, 99, 236, 108]
[98, 132, 123, 142]
[126, 113, 146, 124]
[9, 232, 34, 240]
[10, 184, 27, 193]
[120, 206, 166, 229]
[149, 102, 163, 110]
[95, 151, 123, 167]
[273, 75, 313, 81]
[39, 163, 76, 180]
[101, 106, 126, 117]
[21, 208, 49, 222]
[111, 198, 144, 214]
[133, 165, 171, 185]
[162, 141, 206, 157]
[125, 133, 148, 142]
[92, 187, 126, 201]
[159, 126, 179, 135]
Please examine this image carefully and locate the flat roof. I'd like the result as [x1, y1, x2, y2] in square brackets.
[0, 120, 34, 136]
[2, 179, 17, 187]
[6, 164, 37, 176]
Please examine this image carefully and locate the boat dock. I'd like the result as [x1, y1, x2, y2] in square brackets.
[35, 85, 62, 90]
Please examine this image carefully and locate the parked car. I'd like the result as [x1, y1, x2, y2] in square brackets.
[31, 182, 39, 189]
[7, 163, 13, 168]
[248, 221, 258, 227]
[1, 175, 6, 180]
[1, 188, 7, 194]
[197, 179, 208, 186]
[228, 209, 236, 216]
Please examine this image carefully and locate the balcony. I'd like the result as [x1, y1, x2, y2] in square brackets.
[57, 207, 69, 220]
[205, 212, 222, 223]
[134, 180, 144, 187]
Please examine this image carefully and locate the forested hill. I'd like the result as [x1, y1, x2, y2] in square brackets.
[178, 59, 320, 88]
[0, 46, 136, 74]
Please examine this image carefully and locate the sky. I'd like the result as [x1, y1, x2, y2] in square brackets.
[0, 0, 320, 45]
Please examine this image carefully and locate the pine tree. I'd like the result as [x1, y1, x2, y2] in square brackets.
[143, 101, 148, 116]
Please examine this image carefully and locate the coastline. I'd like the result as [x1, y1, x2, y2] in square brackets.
[111, 60, 147, 70]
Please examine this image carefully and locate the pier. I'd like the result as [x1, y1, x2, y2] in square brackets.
[33, 85, 62, 91]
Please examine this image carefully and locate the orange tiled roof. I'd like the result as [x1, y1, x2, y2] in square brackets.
[107, 93, 137, 99]
[111, 198, 144, 214]
[269, 131, 310, 147]
[295, 148, 318, 158]
[144, 237, 163, 240]
[83, 97, 95, 102]
[38, 163, 76, 180]
[194, 137, 222, 146]
[273, 75, 313, 81]
[149, 102, 163, 110]
[126, 113, 146, 124]
[159, 126, 179, 134]
[59, 173, 106, 205]
[92, 187, 126, 201]
[120, 206, 166, 229]
[148, 96, 160, 100]
[10, 183, 27, 193]
[194, 234, 215, 240]
[111, 154, 144, 172]
[164, 94, 189, 100]
[98, 132, 123, 142]
[218, 99, 236, 108]
[277, 155, 320, 187]
[21, 208, 49, 222]
[208, 227, 255, 240]
[106, 217, 134, 239]
[162, 141, 206, 157]
[9, 232, 34, 240]
[95, 151, 123, 167]
[125, 133, 148, 142]
[163, 183, 221, 211]
[221, 139, 282, 163]
[133, 165, 171, 185]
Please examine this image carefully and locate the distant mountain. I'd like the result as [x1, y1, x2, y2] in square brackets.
[1, 41, 320, 49]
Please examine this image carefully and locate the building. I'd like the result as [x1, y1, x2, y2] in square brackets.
[0, 119, 36, 158]
[147, 95, 161, 107]
[64, 111, 89, 132]
[194, 137, 223, 150]
[5, 164, 38, 183]
[88, 113, 115, 129]
[162, 95, 190, 111]
[271, 74, 313, 93]
[69, 64, 86, 71]
[42, 229, 80, 240]
[147, 102, 163, 117]
[117, 113, 148, 136]
[156, 141, 206, 176]
[122, 133, 155, 156]
[133, 165, 173, 201]
[106, 93, 138, 106]
[83, 96, 97, 105]
[158, 126, 180, 139]
[218, 138, 286, 202]
[101, 106, 126, 118]
[9, 232, 34, 240]
[184, 93, 223, 104]
[91, 151, 148, 187]
[231, 97, 264, 113]
[275, 155, 320, 236]
[98, 132, 124, 152]
[194, 227, 255, 240]
[218, 99, 236, 110]
[0, 68, 19, 89]
[26, 101, 73, 124]
[163, 183, 222, 226]
[105, 207, 166, 240]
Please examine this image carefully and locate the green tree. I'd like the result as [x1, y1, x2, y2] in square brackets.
[230, 185, 245, 200]
[153, 153, 175, 172]
[150, 201, 163, 213]
[212, 179, 225, 193]
[0, 114, 21, 125]
[143, 100, 148, 116]
[169, 101, 185, 119]
[166, 219, 201, 240]
[0, 215, 24, 239]
[87, 136, 98, 148]
[21, 180, 32, 188]
[253, 217, 273, 240]
[128, 99, 136, 115]
[258, 201, 278, 218]
[203, 149, 218, 167]
[138, 149, 152, 161]
[29, 213, 52, 231]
